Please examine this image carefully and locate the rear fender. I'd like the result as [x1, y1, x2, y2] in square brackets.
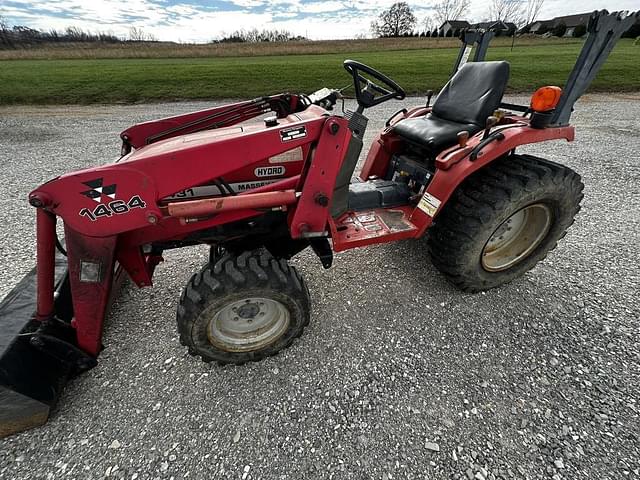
[409, 124, 575, 236]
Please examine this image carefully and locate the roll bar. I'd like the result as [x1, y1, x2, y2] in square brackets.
[551, 10, 639, 126]
[451, 28, 496, 75]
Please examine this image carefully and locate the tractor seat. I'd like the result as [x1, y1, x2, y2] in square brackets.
[394, 61, 510, 155]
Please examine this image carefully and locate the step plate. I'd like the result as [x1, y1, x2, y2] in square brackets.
[330, 206, 418, 252]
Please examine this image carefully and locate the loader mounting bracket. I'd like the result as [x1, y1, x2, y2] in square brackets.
[310, 237, 333, 269]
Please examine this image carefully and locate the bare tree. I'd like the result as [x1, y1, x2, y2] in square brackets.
[128, 26, 156, 42]
[0, 15, 11, 47]
[423, 15, 437, 34]
[487, 0, 525, 24]
[523, 0, 545, 26]
[433, 0, 470, 25]
[218, 28, 302, 43]
[371, 2, 417, 37]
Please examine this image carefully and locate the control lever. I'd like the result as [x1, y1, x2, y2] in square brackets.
[483, 116, 499, 139]
[426, 90, 434, 108]
[457, 131, 469, 147]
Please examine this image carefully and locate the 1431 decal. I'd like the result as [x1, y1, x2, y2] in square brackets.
[79, 195, 146, 221]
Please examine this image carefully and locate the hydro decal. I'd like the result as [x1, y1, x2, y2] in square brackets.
[280, 125, 307, 142]
[255, 165, 286, 178]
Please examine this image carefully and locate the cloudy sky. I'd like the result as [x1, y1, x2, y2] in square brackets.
[1, 0, 636, 42]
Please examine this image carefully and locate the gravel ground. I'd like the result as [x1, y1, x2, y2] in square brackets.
[0, 94, 639, 480]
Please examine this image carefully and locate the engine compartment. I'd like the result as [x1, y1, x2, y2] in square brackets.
[348, 153, 434, 211]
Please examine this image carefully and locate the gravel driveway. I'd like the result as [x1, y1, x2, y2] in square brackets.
[0, 95, 638, 480]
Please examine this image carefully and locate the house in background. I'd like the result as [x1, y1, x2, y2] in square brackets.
[438, 20, 470, 37]
[556, 13, 593, 36]
[443, 11, 638, 39]
[526, 19, 554, 34]
[473, 20, 517, 35]
[523, 12, 594, 36]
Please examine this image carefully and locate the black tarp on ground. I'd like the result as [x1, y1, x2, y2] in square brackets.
[0, 253, 71, 437]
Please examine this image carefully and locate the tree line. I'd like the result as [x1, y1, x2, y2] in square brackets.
[0, 18, 159, 47]
[0, 23, 121, 47]
[0, 16, 305, 48]
[371, 0, 544, 38]
[372, 1, 639, 39]
[214, 29, 306, 43]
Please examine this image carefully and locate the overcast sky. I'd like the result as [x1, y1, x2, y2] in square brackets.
[1, 0, 637, 42]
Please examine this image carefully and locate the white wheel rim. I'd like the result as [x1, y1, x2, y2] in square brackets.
[482, 203, 552, 272]
[206, 297, 290, 352]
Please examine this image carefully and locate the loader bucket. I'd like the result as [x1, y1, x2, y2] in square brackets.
[0, 246, 128, 438]
[0, 252, 73, 437]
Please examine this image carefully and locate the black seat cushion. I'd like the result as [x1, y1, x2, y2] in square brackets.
[394, 115, 482, 154]
[394, 61, 510, 153]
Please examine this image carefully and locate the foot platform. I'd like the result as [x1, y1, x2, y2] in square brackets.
[329, 205, 417, 252]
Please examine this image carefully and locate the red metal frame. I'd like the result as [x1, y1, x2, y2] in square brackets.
[35, 210, 56, 321]
[29, 95, 575, 357]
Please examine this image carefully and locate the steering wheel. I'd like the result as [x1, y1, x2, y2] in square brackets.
[343, 60, 406, 109]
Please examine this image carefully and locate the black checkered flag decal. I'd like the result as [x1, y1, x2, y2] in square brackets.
[81, 178, 117, 203]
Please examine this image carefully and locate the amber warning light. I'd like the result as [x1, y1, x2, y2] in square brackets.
[530, 86, 562, 112]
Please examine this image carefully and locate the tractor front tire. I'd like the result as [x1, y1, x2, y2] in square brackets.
[429, 154, 584, 292]
[177, 250, 311, 365]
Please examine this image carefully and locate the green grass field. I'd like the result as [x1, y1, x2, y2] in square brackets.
[0, 39, 638, 105]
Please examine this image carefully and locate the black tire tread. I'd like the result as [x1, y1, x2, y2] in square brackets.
[177, 249, 311, 365]
[429, 154, 584, 292]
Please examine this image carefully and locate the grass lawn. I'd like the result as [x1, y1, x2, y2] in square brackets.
[0, 39, 637, 104]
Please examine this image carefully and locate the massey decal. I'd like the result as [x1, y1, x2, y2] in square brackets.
[235, 181, 276, 191]
[254, 166, 285, 178]
[280, 125, 307, 142]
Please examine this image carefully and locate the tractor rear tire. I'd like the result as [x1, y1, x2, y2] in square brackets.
[177, 249, 311, 365]
[428, 154, 584, 292]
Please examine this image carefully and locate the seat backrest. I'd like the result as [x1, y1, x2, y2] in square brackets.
[432, 61, 510, 126]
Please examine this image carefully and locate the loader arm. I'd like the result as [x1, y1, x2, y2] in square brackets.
[28, 105, 346, 359]
[120, 94, 304, 152]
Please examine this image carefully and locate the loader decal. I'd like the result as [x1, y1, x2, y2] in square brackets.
[269, 146, 303, 164]
[164, 180, 278, 200]
[280, 126, 307, 142]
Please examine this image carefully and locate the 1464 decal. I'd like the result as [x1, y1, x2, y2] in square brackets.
[79, 195, 146, 221]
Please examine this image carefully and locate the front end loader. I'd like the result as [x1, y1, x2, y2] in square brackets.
[1, 10, 636, 437]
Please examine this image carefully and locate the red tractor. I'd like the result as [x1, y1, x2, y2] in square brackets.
[0, 10, 636, 436]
